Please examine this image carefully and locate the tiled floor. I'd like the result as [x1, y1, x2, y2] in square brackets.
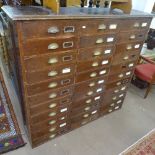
[1, 60, 155, 155]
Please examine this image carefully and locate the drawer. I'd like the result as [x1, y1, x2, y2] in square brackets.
[24, 50, 77, 72]
[110, 61, 137, 75]
[77, 45, 115, 61]
[23, 37, 78, 57]
[79, 19, 119, 36]
[108, 70, 133, 83]
[76, 67, 109, 83]
[21, 20, 78, 39]
[117, 30, 147, 43]
[25, 63, 76, 84]
[26, 75, 75, 96]
[77, 57, 112, 73]
[80, 33, 116, 48]
[27, 85, 74, 105]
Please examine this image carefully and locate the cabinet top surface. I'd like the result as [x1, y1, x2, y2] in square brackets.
[1, 5, 153, 21]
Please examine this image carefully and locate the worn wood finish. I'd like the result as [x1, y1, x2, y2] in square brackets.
[1, 6, 153, 147]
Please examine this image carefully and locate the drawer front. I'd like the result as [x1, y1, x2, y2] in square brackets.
[76, 67, 109, 83]
[27, 86, 74, 105]
[77, 57, 112, 73]
[24, 50, 77, 72]
[23, 37, 78, 57]
[77, 45, 114, 61]
[79, 19, 119, 35]
[26, 75, 75, 96]
[25, 63, 75, 84]
[80, 33, 116, 48]
[21, 20, 78, 39]
[117, 30, 147, 43]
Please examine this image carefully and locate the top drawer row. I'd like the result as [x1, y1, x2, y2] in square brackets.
[21, 18, 152, 39]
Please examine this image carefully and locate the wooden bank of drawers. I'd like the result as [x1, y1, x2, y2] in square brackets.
[3, 5, 152, 147]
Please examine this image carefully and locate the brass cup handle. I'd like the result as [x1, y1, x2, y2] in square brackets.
[49, 120, 56, 125]
[92, 62, 99, 67]
[48, 26, 59, 34]
[48, 112, 57, 117]
[49, 134, 56, 139]
[49, 127, 56, 132]
[48, 58, 58, 64]
[83, 114, 89, 118]
[48, 43, 59, 50]
[49, 103, 57, 109]
[48, 71, 58, 77]
[49, 93, 57, 99]
[85, 99, 92, 104]
[96, 38, 104, 44]
[90, 72, 97, 78]
[48, 82, 58, 88]
[93, 51, 101, 56]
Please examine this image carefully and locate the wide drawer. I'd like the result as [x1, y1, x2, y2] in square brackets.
[77, 45, 114, 61]
[22, 37, 78, 57]
[25, 63, 76, 84]
[80, 33, 116, 48]
[24, 50, 77, 72]
[26, 74, 75, 96]
[21, 20, 78, 39]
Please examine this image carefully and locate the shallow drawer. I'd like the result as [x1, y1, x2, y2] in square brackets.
[27, 85, 74, 105]
[77, 57, 112, 73]
[23, 37, 78, 57]
[76, 67, 109, 83]
[80, 33, 116, 48]
[21, 20, 78, 39]
[77, 45, 114, 61]
[117, 30, 147, 44]
[25, 63, 76, 84]
[26, 74, 75, 96]
[79, 19, 119, 36]
[24, 50, 77, 72]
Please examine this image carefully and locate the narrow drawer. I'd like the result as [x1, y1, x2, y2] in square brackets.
[76, 67, 109, 83]
[27, 85, 74, 105]
[24, 50, 77, 72]
[21, 20, 78, 39]
[77, 57, 112, 73]
[80, 33, 116, 48]
[26, 74, 75, 96]
[77, 45, 115, 61]
[25, 63, 76, 84]
[23, 37, 78, 57]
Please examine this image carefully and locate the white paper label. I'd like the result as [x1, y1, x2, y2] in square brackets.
[95, 96, 101, 100]
[135, 44, 140, 49]
[60, 123, 67, 128]
[117, 100, 122, 104]
[109, 24, 117, 29]
[62, 68, 71, 74]
[60, 108, 67, 113]
[102, 60, 109, 65]
[104, 49, 111, 54]
[126, 71, 131, 75]
[96, 88, 102, 92]
[91, 110, 97, 114]
[129, 63, 134, 67]
[98, 80, 104, 84]
[100, 70, 106, 75]
[141, 22, 147, 27]
[107, 37, 114, 42]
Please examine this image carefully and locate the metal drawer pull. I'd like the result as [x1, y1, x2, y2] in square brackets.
[92, 62, 99, 67]
[99, 70, 106, 75]
[48, 26, 59, 34]
[49, 134, 56, 139]
[87, 91, 93, 96]
[116, 82, 121, 86]
[96, 88, 102, 92]
[49, 103, 57, 109]
[90, 72, 97, 78]
[109, 24, 117, 29]
[117, 100, 122, 104]
[48, 82, 58, 88]
[135, 44, 140, 49]
[98, 24, 106, 30]
[108, 109, 113, 113]
[60, 123, 67, 128]
[110, 103, 115, 107]
[60, 117, 65, 120]
[96, 38, 104, 44]
[61, 99, 70, 104]
[62, 68, 71, 74]
[49, 112, 56, 117]
[92, 110, 97, 115]
[86, 99, 92, 104]
[93, 51, 101, 56]
[83, 114, 89, 118]
[61, 79, 71, 85]
[49, 120, 56, 125]
[89, 82, 95, 87]
[112, 96, 117, 100]
[95, 96, 100, 100]
[64, 26, 75, 33]
[107, 37, 114, 42]
[98, 80, 104, 84]
[121, 86, 126, 91]
[141, 22, 147, 27]
[61, 89, 69, 95]
[49, 127, 56, 132]
[134, 22, 140, 27]
[85, 107, 90, 111]
[115, 106, 120, 110]
[48, 43, 59, 50]
[126, 45, 132, 50]
[48, 71, 58, 77]
[63, 41, 73, 48]
[63, 55, 72, 62]
[129, 63, 134, 67]
[118, 74, 124, 78]
[126, 71, 131, 75]
[119, 94, 124, 98]
[48, 58, 58, 64]
[130, 35, 136, 40]
[104, 49, 111, 54]
[102, 60, 109, 65]
[49, 93, 57, 99]
[114, 89, 119, 93]
[60, 108, 68, 113]
[123, 56, 129, 60]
